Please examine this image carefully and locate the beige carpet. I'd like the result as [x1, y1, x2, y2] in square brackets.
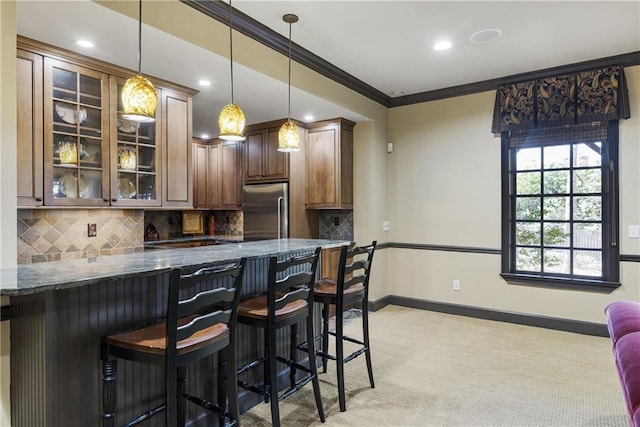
[240, 305, 628, 427]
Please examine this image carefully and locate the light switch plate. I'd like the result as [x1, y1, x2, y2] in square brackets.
[629, 225, 640, 239]
[382, 221, 390, 231]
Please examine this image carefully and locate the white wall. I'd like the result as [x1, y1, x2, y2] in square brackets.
[0, 1, 16, 425]
[387, 66, 640, 323]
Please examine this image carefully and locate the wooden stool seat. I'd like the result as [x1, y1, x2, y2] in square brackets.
[103, 317, 229, 355]
[314, 278, 364, 297]
[238, 295, 308, 320]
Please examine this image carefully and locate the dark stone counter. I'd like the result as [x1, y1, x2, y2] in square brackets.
[1, 238, 347, 296]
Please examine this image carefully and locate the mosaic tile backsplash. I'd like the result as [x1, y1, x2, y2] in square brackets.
[18, 209, 144, 264]
[319, 210, 354, 241]
[144, 210, 243, 241]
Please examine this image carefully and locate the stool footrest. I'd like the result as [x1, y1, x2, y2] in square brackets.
[237, 357, 265, 375]
[343, 346, 367, 364]
[123, 404, 166, 427]
[343, 334, 364, 346]
[183, 393, 226, 416]
[279, 374, 315, 402]
[237, 380, 268, 398]
[275, 356, 313, 375]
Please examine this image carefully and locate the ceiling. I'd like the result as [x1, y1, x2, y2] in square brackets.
[16, 1, 640, 139]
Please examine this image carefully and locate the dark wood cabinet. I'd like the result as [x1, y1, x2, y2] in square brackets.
[193, 139, 242, 210]
[16, 49, 43, 207]
[244, 120, 289, 183]
[306, 118, 355, 209]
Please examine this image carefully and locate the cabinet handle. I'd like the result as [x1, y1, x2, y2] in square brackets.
[103, 198, 109, 202]
[35, 197, 43, 202]
[111, 198, 118, 203]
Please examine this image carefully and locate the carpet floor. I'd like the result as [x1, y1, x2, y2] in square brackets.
[239, 305, 628, 427]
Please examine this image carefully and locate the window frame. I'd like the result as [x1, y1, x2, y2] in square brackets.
[500, 121, 620, 292]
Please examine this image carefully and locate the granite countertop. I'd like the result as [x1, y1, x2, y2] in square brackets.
[1, 239, 348, 296]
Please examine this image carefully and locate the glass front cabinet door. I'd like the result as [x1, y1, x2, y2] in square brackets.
[43, 58, 110, 206]
[110, 77, 161, 207]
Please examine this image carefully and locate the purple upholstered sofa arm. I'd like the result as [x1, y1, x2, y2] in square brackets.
[605, 301, 640, 427]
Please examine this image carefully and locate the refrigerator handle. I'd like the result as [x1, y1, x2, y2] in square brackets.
[277, 196, 284, 240]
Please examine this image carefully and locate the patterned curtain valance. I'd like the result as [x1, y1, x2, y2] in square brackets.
[491, 66, 630, 133]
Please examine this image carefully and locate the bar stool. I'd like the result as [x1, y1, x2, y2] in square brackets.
[313, 241, 376, 412]
[236, 248, 324, 427]
[100, 258, 247, 427]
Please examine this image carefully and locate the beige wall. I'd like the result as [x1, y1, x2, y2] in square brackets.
[1, 1, 16, 425]
[387, 66, 640, 323]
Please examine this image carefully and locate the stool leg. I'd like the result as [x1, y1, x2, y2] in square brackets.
[177, 365, 187, 427]
[166, 361, 178, 427]
[218, 351, 227, 427]
[289, 322, 298, 388]
[363, 304, 375, 389]
[101, 356, 117, 427]
[262, 331, 269, 404]
[266, 325, 281, 427]
[306, 314, 325, 422]
[321, 303, 330, 373]
[225, 345, 240, 426]
[335, 307, 346, 412]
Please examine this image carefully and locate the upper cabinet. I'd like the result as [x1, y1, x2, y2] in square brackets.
[110, 77, 161, 207]
[306, 118, 355, 209]
[17, 49, 43, 207]
[160, 89, 193, 208]
[244, 120, 290, 183]
[16, 37, 196, 209]
[193, 138, 242, 210]
[43, 57, 110, 207]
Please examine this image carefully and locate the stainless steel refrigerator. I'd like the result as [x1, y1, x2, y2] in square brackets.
[243, 183, 289, 241]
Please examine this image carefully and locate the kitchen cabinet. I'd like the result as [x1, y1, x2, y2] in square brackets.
[160, 89, 193, 208]
[17, 36, 196, 209]
[110, 76, 161, 207]
[244, 119, 290, 183]
[43, 57, 110, 207]
[306, 118, 355, 209]
[16, 49, 43, 207]
[193, 138, 242, 210]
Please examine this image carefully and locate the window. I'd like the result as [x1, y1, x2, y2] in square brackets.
[500, 121, 620, 291]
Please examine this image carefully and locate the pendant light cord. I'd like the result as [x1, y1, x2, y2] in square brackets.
[287, 21, 292, 120]
[137, 0, 142, 74]
[229, 0, 235, 104]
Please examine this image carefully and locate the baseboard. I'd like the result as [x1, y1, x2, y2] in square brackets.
[368, 295, 608, 337]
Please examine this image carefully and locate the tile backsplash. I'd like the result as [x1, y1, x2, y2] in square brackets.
[319, 210, 353, 241]
[144, 210, 243, 241]
[18, 209, 144, 264]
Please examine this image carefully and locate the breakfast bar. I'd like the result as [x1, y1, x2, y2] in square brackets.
[1, 238, 348, 427]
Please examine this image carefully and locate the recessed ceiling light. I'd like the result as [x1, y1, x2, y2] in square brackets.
[304, 114, 314, 122]
[470, 29, 502, 43]
[390, 91, 405, 97]
[76, 40, 94, 48]
[201, 133, 210, 139]
[433, 40, 452, 51]
[198, 80, 211, 87]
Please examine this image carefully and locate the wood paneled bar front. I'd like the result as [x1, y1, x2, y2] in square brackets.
[0, 239, 348, 427]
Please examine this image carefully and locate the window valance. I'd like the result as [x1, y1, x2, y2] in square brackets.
[491, 66, 630, 133]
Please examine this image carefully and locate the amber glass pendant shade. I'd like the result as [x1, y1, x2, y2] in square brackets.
[218, 103, 246, 141]
[278, 120, 300, 152]
[121, 75, 157, 123]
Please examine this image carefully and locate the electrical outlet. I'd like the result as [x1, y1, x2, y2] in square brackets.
[629, 225, 640, 239]
[452, 279, 461, 291]
[87, 223, 97, 237]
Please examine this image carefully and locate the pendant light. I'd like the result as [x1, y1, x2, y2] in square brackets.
[218, 0, 246, 141]
[121, 0, 157, 123]
[277, 13, 300, 152]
